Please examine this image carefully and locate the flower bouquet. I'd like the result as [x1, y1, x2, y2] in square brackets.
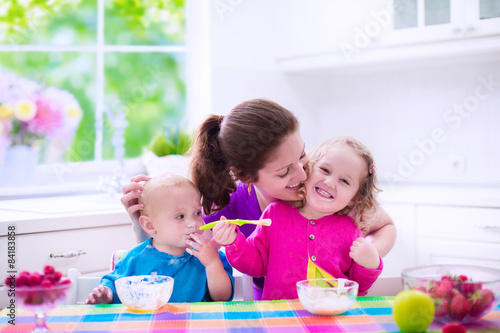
[0, 70, 83, 163]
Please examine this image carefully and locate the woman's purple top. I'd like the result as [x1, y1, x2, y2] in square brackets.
[203, 183, 261, 237]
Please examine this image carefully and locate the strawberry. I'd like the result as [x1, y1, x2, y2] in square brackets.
[470, 289, 495, 317]
[435, 298, 450, 318]
[435, 281, 454, 299]
[449, 292, 471, 321]
[462, 282, 481, 298]
[442, 323, 467, 333]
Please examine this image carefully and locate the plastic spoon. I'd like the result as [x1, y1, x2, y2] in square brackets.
[200, 218, 272, 230]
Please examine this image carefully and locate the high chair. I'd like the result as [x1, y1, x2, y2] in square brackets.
[66, 250, 255, 304]
[66, 268, 102, 304]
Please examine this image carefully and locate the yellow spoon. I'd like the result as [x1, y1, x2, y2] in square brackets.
[199, 218, 272, 230]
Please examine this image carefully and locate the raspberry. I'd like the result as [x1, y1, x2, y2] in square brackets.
[15, 275, 28, 287]
[54, 271, 62, 282]
[43, 265, 55, 275]
[28, 272, 42, 286]
[41, 279, 53, 288]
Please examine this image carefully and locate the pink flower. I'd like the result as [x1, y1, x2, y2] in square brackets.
[27, 96, 63, 137]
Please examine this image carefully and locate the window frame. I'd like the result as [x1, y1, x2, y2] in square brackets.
[0, 0, 209, 199]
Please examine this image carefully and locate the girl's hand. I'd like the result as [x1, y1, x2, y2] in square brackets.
[186, 233, 220, 268]
[349, 237, 380, 270]
[120, 174, 151, 221]
[212, 218, 238, 246]
[86, 285, 113, 304]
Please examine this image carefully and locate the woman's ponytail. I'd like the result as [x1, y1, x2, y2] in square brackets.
[189, 115, 236, 215]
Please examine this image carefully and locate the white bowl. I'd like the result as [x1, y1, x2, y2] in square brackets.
[116, 275, 174, 310]
[297, 278, 358, 315]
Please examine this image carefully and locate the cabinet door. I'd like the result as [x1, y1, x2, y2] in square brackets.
[416, 205, 500, 269]
[0, 224, 137, 280]
[418, 239, 500, 270]
[383, 0, 465, 45]
[378, 203, 417, 277]
[464, 0, 500, 36]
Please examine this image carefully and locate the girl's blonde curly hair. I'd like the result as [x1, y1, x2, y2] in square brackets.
[293, 136, 381, 232]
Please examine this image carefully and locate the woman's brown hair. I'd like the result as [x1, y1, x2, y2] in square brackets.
[189, 98, 299, 215]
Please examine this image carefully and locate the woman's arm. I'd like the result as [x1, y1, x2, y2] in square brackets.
[120, 174, 151, 243]
[362, 207, 397, 258]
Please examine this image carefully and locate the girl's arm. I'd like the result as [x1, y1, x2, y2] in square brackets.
[362, 207, 397, 258]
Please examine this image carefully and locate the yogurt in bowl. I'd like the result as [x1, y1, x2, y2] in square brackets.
[116, 275, 174, 310]
[297, 278, 358, 315]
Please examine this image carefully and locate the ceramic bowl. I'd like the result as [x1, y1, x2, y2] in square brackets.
[116, 275, 174, 310]
[296, 278, 358, 315]
[401, 264, 500, 324]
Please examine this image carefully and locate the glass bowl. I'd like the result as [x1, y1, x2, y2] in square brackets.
[12, 282, 72, 332]
[401, 264, 500, 324]
[296, 278, 358, 315]
[115, 275, 174, 310]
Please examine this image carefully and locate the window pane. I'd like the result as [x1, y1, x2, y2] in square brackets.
[0, 52, 95, 162]
[394, 0, 418, 29]
[103, 53, 185, 160]
[480, 0, 500, 19]
[0, 1, 97, 45]
[105, 0, 185, 45]
[425, 0, 450, 26]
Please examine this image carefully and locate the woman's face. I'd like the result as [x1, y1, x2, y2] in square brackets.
[252, 130, 308, 203]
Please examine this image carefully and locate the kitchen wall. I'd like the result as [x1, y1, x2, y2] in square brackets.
[206, 0, 500, 186]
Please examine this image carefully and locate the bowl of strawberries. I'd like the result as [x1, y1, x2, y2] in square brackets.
[401, 264, 500, 324]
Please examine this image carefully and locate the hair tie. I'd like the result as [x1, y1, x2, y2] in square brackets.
[218, 115, 225, 128]
[369, 163, 377, 175]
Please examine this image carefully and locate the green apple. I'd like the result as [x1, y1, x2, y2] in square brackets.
[393, 290, 435, 333]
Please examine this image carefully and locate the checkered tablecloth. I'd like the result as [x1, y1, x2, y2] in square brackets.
[1, 297, 499, 332]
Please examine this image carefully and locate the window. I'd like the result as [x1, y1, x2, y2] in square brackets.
[0, 0, 188, 195]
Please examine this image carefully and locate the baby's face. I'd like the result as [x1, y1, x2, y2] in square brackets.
[302, 143, 366, 220]
[148, 184, 204, 255]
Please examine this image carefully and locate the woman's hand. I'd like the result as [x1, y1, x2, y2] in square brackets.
[212, 218, 238, 246]
[120, 174, 151, 222]
[349, 237, 380, 270]
[362, 207, 397, 258]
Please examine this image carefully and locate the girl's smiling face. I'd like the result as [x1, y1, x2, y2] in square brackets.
[252, 131, 308, 206]
[300, 143, 367, 220]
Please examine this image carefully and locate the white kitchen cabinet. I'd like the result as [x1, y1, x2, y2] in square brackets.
[276, 0, 500, 73]
[415, 205, 500, 269]
[385, 0, 500, 45]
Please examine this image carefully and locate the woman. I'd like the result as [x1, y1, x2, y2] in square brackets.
[121, 98, 396, 299]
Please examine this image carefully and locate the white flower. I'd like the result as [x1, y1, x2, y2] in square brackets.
[14, 99, 37, 121]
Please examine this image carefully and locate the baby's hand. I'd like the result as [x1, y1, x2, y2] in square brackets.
[349, 237, 380, 270]
[186, 233, 220, 268]
[86, 285, 113, 304]
[212, 218, 237, 245]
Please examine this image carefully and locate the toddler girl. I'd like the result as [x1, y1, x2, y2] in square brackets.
[213, 136, 383, 300]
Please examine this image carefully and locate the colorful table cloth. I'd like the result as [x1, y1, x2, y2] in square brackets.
[1, 297, 499, 332]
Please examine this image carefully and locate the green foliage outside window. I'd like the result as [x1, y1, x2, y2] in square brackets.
[0, 0, 186, 162]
